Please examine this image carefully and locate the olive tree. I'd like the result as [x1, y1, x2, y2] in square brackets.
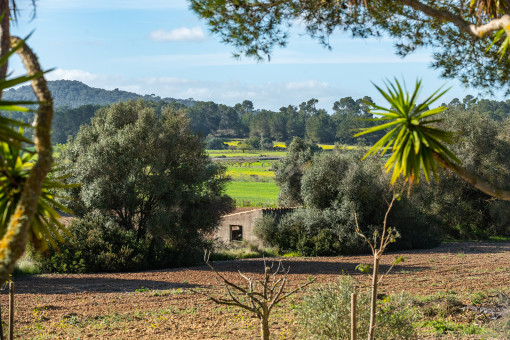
[60, 100, 234, 252]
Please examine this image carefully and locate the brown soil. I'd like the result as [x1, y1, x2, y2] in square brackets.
[2, 241, 510, 339]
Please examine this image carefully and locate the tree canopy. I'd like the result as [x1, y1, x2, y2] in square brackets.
[190, 0, 510, 94]
[60, 100, 234, 247]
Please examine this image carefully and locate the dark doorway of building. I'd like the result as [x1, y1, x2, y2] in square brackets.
[230, 225, 243, 242]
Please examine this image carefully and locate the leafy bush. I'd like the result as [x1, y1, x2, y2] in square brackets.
[205, 135, 228, 150]
[274, 137, 318, 207]
[411, 109, 510, 239]
[37, 214, 206, 273]
[261, 151, 440, 256]
[298, 276, 418, 340]
[209, 240, 278, 261]
[255, 208, 369, 256]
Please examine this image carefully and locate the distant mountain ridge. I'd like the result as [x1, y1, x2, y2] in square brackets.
[4, 80, 195, 108]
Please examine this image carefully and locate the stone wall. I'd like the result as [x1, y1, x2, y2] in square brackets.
[216, 209, 264, 245]
[215, 208, 295, 246]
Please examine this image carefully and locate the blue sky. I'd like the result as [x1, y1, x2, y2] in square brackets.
[8, 0, 487, 111]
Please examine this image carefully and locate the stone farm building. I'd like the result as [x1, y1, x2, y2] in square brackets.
[215, 208, 293, 245]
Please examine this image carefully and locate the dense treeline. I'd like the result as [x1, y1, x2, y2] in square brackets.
[6, 80, 510, 147]
[255, 103, 510, 255]
[49, 96, 381, 145]
[258, 140, 441, 256]
[4, 80, 195, 109]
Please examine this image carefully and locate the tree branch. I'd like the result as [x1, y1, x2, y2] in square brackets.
[402, 0, 510, 38]
[433, 152, 510, 201]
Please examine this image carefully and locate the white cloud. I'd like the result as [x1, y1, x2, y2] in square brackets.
[47, 69, 101, 82]
[285, 80, 330, 91]
[148, 27, 206, 42]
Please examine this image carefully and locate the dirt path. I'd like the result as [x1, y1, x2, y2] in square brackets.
[2, 241, 509, 339]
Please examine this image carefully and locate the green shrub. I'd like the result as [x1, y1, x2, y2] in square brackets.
[205, 135, 228, 150]
[260, 151, 440, 256]
[298, 276, 418, 340]
[36, 214, 206, 273]
[58, 100, 234, 263]
[412, 109, 510, 239]
[37, 214, 142, 273]
[13, 252, 42, 276]
[208, 240, 278, 261]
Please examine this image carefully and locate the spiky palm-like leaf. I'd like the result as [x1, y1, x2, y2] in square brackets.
[0, 34, 44, 145]
[354, 78, 460, 185]
[0, 137, 75, 251]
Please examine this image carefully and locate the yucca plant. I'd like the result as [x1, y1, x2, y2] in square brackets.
[0, 135, 74, 251]
[356, 78, 510, 200]
[354, 78, 460, 185]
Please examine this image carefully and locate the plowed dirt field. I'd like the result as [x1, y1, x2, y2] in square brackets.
[2, 241, 509, 339]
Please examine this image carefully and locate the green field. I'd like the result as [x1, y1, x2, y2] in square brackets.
[225, 161, 276, 181]
[212, 142, 356, 207]
[225, 181, 279, 207]
[208, 150, 287, 158]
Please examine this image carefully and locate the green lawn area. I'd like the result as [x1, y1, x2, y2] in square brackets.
[226, 181, 279, 207]
[225, 161, 275, 181]
[208, 150, 287, 158]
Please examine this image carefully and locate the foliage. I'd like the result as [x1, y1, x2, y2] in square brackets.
[10, 79, 510, 153]
[58, 100, 234, 264]
[13, 251, 42, 276]
[274, 137, 318, 207]
[355, 79, 459, 185]
[0, 34, 62, 283]
[209, 240, 278, 261]
[3, 79, 194, 109]
[7, 79, 388, 146]
[412, 105, 510, 238]
[0, 138, 74, 251]
[260, 151, 440, 255]
[0, 35, 44, 146]
[36, 214, 206, 273]
[205, 135, 228, 150]
[255, 208, 364, 256]
[297, 276, 418, 340]
[51, 104, 101, 144]
[190, 0, 510, 95]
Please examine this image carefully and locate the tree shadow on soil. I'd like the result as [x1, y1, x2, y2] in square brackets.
[390, 241, 510, 255]
[192, 259, 429, 277]
[3, 276, 203, 295]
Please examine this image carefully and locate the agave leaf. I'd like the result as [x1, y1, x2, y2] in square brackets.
[356, 78, 459, 183]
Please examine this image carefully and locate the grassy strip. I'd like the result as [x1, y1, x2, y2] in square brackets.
[208, 150, 287, 158]
[225, 181, 279, 207]
[225, 164, 275, 181]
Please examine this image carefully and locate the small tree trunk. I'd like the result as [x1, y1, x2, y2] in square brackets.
[367, 254, 379, 340]
[259, 313, 270, 340]
[433, 153, 510, 201]
[8, 282, 13, 340]
[351, 292, 357, 340]
[0, 0, 10, 89]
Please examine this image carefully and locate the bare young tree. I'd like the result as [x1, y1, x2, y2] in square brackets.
[201, 253, 316, 340]
[354, 193, 404, 340]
